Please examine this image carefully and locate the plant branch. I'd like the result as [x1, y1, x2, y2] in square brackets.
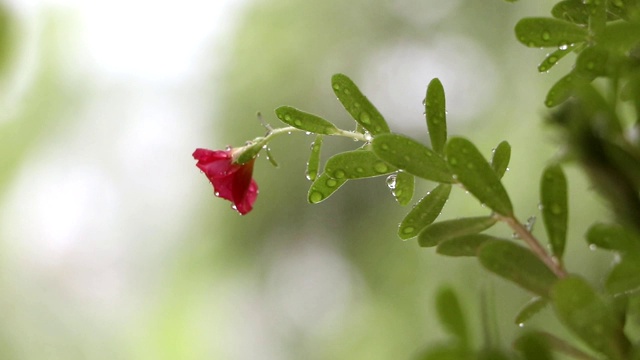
[499, 215, 568, 278]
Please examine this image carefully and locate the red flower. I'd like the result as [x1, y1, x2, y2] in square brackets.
[193, 148, 258, 215]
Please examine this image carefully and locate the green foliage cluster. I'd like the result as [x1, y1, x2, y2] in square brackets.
[227, 0, 640, 358]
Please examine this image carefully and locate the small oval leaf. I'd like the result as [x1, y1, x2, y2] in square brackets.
[418, 216, 497, 248]
[398, 184, 451, 239]
[331, 73, 390, 135]
[544, 71, 590, 107]
[551, 0, 589, 24]
[372, 133, 454, 183]
[491, 141, 511, 179]
[538, 46, 574, 72]
[515, 17, 588, 48]
[425, 78, 447, 154]
[324, 149, 396, 180]
[446, 137, 513, 215]
[586, 223, 640, 253]
[515, 297, 549, 326]
[551, 276, 626, 359]
[306, 135, 323, 181]
[478, 240, 558, 297]
[308, 172, 347, 204]
[389, 171, 414, 206]
[436, 287, 469, 347]
[606, 259, 640, 295]
[540, 165, 568, 260]
[275, 106, 340, 135]
[436, 234, 503, 257]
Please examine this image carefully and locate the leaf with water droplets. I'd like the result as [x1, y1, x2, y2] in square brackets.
[372, 133, 453, 183]
[436, 287, 469, 347]
[398, 184, 451, 240]
[425, 78, 447, 154]
[575, 46, 609, 78]
[586, 223, 640, 253]
[275, 106, 340, 135]
[331, 74, 390, 135]
[390, 171, 414, 206]
[551, 0, 589, 24]
[515, 17, 587, 48]
[551, 276, 625, 359]
[538, 46, 574, 72]
[418, 216, 497, 247]
[540, 164, 568, 260]
[446, 137, 513, 215]
[478, 240, 558, 297]
[307, 172, 347, 204]
[323, 149, 396, 180]
[306, 135, 323, 181]
[545, 70, 589, 107]
[515, 297, 548, 326]
[436, 234, 503, 257]
[606, 258, 640, 295]
[491, 141, 511, 179]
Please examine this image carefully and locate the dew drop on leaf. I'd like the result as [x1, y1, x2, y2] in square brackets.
[309, 191, 324, 203]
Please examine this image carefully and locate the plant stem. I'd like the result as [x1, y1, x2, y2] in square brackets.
[500, 215, 568, 278]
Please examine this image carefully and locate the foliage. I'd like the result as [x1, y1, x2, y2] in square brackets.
[196, 0, 640, 358]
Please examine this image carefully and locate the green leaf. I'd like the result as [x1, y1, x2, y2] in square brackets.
[323, 149, 396, 180]
[425, 78, 447, 154]
[544, 71, 589, 107]
[606, 259, 640, 294]
[306, 135, 323, 181]
[478, 240, 558, 297]
[398, 184, 451, 239]
[552, 0, 589, 24]
[308, 172, 347, 204]
[372, 133, 454, 183]
[551, 276, 626, 359]
[514, 332, 554, 360]
[490, 141, 511, 179]
[515, 17, 588, 48]
[600, 22, 640, 53]
[388, 171, 414, 206]
[436, 234, 503, 257]
[574, 46, 609, 78]
[446, 137, 513, 215]
[540, 165, 568, 260]
[586, 223, 640, 253]
[419, 216, 497, 248]
[274, 106, 340, 135]
[538, 46, 574, 72]
[515, 297, 549, 326]
[331, 73, 390, 135]
[436, 287, 469, 347]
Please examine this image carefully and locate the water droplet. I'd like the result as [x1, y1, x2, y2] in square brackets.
[380, 143, 389, 151]
[326, 178, 337, 188]
[374, 162, 388, 173]
[333, 170, 346, 179]
[525, 216, 537, 232]
[294, 119, 302, 126]
[586, 61, 595, 70]
[356, 167, 364, 173]
[538, 203, 544, 211]
[359, 112, 371, 124]
[551, 204, 563, 214]
[541, 31, 551, 41]
[589, 244, 597, 251]
[518, 323, 525, 328]
[332, 84, 340, 90]
[344, 88, 351, 95]
[309, 191, 324, 203]
[402, 226, 415, 234]
[214, 191, 220, 197]
[284, 114, 292, 121]
[386, 174, 397, 189]
[306, 170, 317, 181]
[548, 56, 558, 64]
[354, 102, 361, 108]
[449, 157, 458, 166]
[558, 43, 569, 51]
[466, 163, 475, 169]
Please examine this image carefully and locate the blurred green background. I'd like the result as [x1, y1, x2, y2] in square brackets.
[0, 0, 616, 359]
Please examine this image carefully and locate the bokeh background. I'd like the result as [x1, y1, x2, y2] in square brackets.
[0, 0, 616, 359]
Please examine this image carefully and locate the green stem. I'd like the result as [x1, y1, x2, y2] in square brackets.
[500, 215, 568, 278]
